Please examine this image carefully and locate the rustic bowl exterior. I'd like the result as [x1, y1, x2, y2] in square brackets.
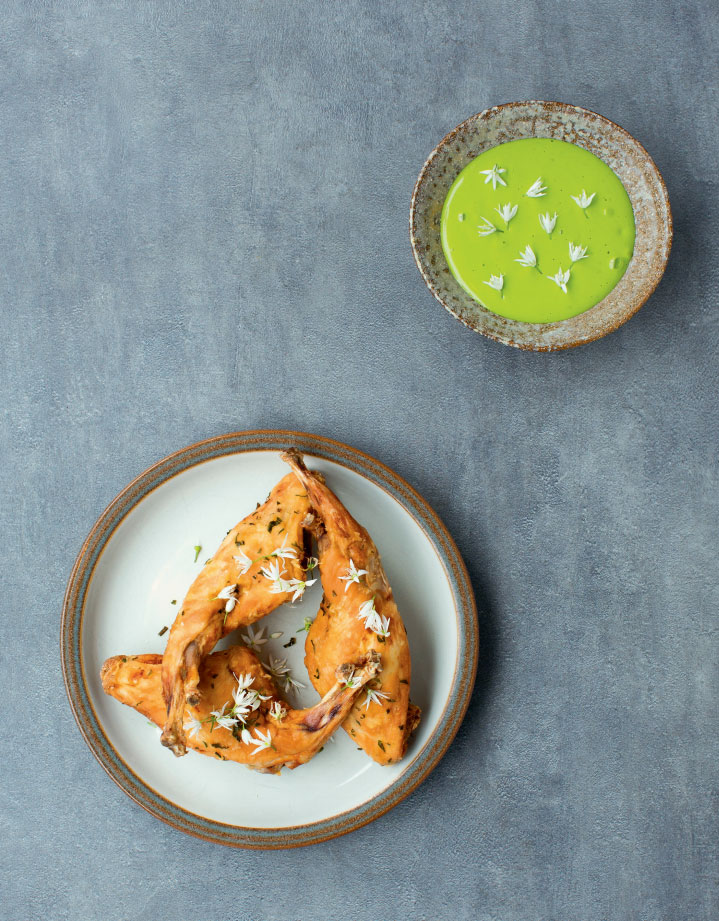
[410, 101, 672, 350]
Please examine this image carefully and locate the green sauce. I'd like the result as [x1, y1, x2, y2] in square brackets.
[440, 138, 635, 323]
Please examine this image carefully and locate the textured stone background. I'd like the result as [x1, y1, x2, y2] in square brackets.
[1, 1, 717, 919]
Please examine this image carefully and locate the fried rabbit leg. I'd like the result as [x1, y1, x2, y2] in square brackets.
[281, 450, 420, 765]
[161, 472, 314, 756]
[102, 647, 381, 773]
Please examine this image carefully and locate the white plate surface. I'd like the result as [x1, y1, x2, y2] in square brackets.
[82, 451, 458, 829]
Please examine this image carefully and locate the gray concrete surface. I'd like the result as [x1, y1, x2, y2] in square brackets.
[1, 1, 717, 919]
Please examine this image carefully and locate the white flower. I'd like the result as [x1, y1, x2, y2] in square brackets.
[568, 242, 588, 262]
[231, 687, 260, 721]
[260, 560, 291, 594]
[269, 701, 287, 721]
[248, 728, 273, 754]
[216, 583, 239, 613]
[210, 703, 238, 731]
[269, 536, 298, 561]
[233, 672, 255, 692]
[240, 727, 253, 745]
[233, 549, 253, 575]
[357, 598, 379, 630]
[571, 189, 595, 210]
[483, 273, 504, 293]
[364, 687, 390, 710]
[305, 556, 319, 573]
[341, 670, 360, 689]
[477, 217, 498, 237]
[266, 654, 290, 679]
[515, 245, 537, 268]
[525, 177, 547, 198]
[266, 654, 304, 692]
[241, 624, 268, 652]
[287, 577, 316, 603]
[495, 202, 518, 225]
[539, 212, 558, 234]
[184, 714, 204, 739]
[549, 267, 571, 294]
[356, 599, 391, 638]
[260, 559, 283, 583]
[480, 164, 506, 189]
[284, 672, 306, 693]
[340, 559, 368, 592]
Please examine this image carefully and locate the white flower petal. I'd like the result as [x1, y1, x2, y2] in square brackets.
[539, 212, 558, 234]
[480, 165, 507, 189]
[477, 217, 497, 237]
[526, 177, 547, 198]
[515, 245, 537, 268]
[483, 273, 504, 292]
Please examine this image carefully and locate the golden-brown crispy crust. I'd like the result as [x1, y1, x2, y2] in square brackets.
[282, 450, 419, 765]
[160, 472, 313, 756]
[103, 646, 381, 773]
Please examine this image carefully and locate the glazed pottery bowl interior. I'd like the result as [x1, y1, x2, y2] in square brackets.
[410, 101, 672, 351]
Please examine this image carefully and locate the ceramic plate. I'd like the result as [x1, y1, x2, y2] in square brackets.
[410, 100, 672, 350]
[62, 431, 477, 848]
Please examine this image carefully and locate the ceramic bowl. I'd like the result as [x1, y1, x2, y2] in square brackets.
[410, 101, 672, 351]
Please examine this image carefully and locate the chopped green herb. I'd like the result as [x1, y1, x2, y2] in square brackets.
[283, 637, 297, 649]
[399, 679, 409, 685]
[377, 740, 386, 752]
[193, 545, 202, 562]
[158, 625, 168, 637]
[267, 516, 282, 532]
[170, 599, 177, 605]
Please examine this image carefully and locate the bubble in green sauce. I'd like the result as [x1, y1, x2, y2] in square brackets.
[440, 138, 635, 324]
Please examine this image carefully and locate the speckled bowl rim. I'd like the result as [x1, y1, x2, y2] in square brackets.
[61, 430, 478, 849]
[410, 100, 672, 350]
